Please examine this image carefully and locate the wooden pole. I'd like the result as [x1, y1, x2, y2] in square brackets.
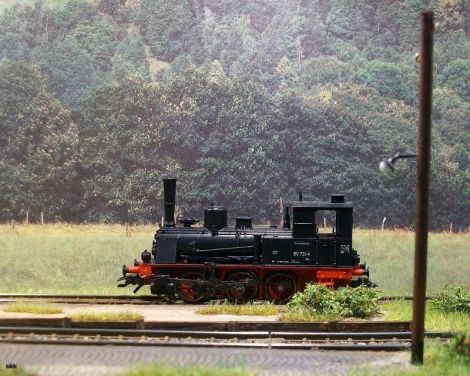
[40, 211, 44, 225]
[411, 11, 434, 365]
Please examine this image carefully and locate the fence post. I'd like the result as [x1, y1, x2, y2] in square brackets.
[125, 223, 130, 237]
[40, 211, 44, 225]
[25, 210, 29, 225]
[11, 220, 18, 235]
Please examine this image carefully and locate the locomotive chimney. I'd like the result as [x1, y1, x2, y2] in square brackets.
[163, 178, 176, 227]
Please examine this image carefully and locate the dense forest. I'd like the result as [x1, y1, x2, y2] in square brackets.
[0, 0, 468, 229]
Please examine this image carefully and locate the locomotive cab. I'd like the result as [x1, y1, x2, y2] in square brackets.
[261, 194, 356, 267]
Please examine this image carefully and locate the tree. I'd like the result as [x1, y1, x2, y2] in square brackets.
[78, 74, 164, 221]
[111, 28, 150, 78]
[440, 59, 470, 101]
[0, 61, 80, 221]
[433, 0, 464, 32]
[325, 0, 376, 48]
[354, 60, 416, 103]
[0, 2, 50, 62]
[32, 35, 99, 107]
[139, 0, 198, 61]
[70, 19, 118, 71]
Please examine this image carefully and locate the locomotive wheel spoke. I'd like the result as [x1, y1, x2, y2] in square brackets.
[265, 272, 297, 304]
[225, 271, 258, 303]
[177, 271, 209, 304]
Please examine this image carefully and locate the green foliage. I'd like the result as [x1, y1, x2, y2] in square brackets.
[334, 286, 380, 318]
[430, 285, 470, 314]
[354, 60, 416, 103]
[111, 28, 149, 77]
[4, 302, 62, 314]
[78, 73, 162, 221]
[0, 368, 33, 376]
[69, 18, 118, 71]
[32, 35, 99, 107]
[381, 300, 470, 332]
[354, 339, 470, 376]
[0, 60, 81, 221]
[0, 0, 468, 228]
[197, 301, 278, 316]
[139, 0, 197, 61]
[288, 284, 341, 315]
[287, 284, 379, 318]
[440, 58, 470, 100]
[70, 310, 143, 322]
[118, 364, 252, 376]
[449, 332, 470, 358]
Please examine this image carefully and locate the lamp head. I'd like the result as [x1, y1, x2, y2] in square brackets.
[379, 159, 395, 174]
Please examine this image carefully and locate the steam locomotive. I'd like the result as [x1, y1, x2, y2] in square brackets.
[118, 179, 371, 303]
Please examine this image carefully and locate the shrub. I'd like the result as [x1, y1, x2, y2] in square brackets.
[334, 286, 379, 318]
[430, 285, 470, 314]
[288, 284, 341, 316]
[287, 283, 378, 319]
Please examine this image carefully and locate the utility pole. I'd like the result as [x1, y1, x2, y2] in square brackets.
[411, 11, 434, 365]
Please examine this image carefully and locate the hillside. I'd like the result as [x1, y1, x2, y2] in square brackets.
[0, 0, 468, 228]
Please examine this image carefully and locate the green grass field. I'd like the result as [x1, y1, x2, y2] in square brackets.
[356, 229, 469, 295]
[0, 225, 468, 295]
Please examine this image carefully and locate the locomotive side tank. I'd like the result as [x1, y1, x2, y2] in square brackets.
[118, 179, 371, 303]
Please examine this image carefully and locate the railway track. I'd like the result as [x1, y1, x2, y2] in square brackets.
[0, 294, 426, 305]
[0, 294, 170, 305]
[0, 326, 452, 351]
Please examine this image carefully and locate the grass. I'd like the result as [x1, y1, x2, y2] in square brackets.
[277, 300, 470, 328]
[197, 301, 278, 316]
[352, 339, 470, 376]
[0, 369, 33, 376]
[279, 307, 341, 322]
[3, 302, 62, 314]
[380, 300, 470, 332]
[354, 229, 470, 295]
[69, 310, 143, 322]
[0, 223, 156, 294]
[0, 225, 468, 296]
[118, 364, 254, 376]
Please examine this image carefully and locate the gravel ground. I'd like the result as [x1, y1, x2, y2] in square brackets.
[0, 343, 409, 376]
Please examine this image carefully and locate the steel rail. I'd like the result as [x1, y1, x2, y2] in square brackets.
[0, 326, 453, 340]
[0, 326, 451, 351]
[0, 293, 431, 305]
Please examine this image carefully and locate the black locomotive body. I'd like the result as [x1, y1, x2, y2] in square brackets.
[118, 179, 371, 303]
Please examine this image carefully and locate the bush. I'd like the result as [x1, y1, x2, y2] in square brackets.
[430, 285, 470, 314]
[287, 283, 378, 319]
[334, 286, 379, 318]
[288, 284, 340, 315]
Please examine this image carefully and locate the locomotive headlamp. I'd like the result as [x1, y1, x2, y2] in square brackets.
[379, 153, 417, 174]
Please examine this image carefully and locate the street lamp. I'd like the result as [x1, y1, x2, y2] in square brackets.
[379, 153, 417, 174]
[379, 11, 434, 365]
